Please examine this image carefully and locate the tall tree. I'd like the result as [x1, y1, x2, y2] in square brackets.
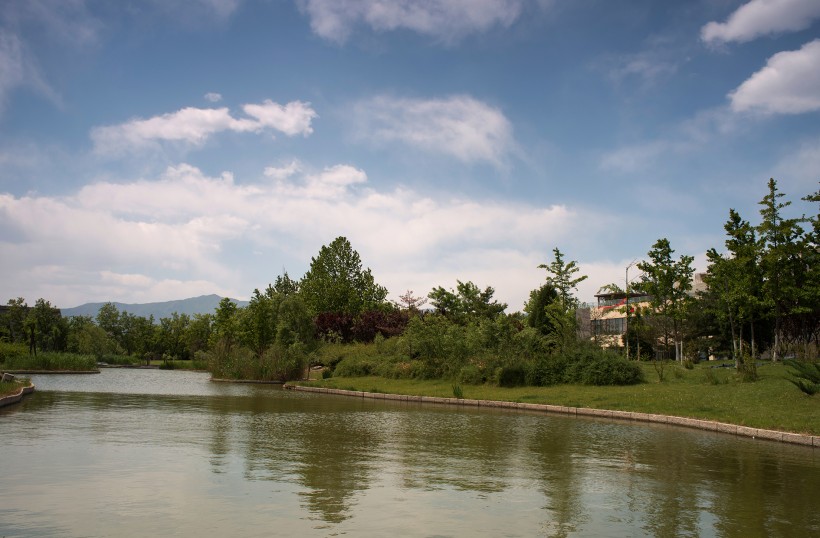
[240, 287, 280, 358]
[538, 248, 587, 311]
[703, 209, 764, 366]
[210, 297, 240, 350]
[757, 178, 805, 361]
[96, 303, 123, 348]
[428, 280, 507, 323]
[523, 284, 559, 335]
[798, 187, 820, 357]
[29, 298, 67, 353]
[637, 238, 694, 361]
[534, 248, 587, 349]
[299, 237, 388, 316]
[3, 297, 28, 343]
[272, 271, 300, 296]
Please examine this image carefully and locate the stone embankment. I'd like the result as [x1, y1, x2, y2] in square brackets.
[0, 374, 35, 409]
[285, 384, 818, 448]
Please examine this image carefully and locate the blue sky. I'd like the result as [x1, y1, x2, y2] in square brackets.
[1, 0, 819, 311]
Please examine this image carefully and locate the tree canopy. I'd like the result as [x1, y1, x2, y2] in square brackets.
[299, 237, 388, 316]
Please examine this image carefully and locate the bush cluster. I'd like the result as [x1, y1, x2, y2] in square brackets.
[328, 314, 644, 387]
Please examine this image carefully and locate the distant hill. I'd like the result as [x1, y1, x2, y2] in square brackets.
[60, 294, 249, 321]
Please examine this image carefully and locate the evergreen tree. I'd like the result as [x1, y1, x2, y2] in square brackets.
[757, 178, 805, 361]
[637, 238, 694, 361]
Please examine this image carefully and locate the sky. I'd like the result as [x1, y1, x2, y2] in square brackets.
[1, 0, 819, 311]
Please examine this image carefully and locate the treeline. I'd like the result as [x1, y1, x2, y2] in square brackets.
[612, 179, 819, 368]
[2, 179, 817, 385]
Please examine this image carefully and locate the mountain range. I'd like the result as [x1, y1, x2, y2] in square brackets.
[60, 294, 249, 320]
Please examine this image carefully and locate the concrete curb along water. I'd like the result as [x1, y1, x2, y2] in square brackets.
[284, 384, 818, 448]
[0, 383, 35, 409]
[4, 370, 100, 374]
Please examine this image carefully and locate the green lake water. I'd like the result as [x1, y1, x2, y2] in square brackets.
[1, 369, 817, 537]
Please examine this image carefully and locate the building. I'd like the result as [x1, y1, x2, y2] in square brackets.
[588, 273, 708, 350]
[590, 291, 652, 347]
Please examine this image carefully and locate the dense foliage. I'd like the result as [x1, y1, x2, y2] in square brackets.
[2, 183, 818, 389]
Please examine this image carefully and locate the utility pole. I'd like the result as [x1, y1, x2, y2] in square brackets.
[625, 259, 637, 360]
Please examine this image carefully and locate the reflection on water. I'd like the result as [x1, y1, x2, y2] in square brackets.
[1, 370, 818, 537]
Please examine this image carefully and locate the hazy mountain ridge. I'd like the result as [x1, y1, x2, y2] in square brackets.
[60, 294, 249, 320]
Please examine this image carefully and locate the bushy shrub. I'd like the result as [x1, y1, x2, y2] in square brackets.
[351, 309, 409, 342]
[512, 326, 552, 360]
[333, 355, 378, 377]
[526, 354, 569, 386]
[261, 343, 307, 382]
[458, 364, 485, 385]
[207, 342, 256, 380]
[578, 354, 643, 386]
[497, 365, 527, 387]
[401, 315, 470, 377]
[314, 312, 354, 343]
[0, 342, 26, 363]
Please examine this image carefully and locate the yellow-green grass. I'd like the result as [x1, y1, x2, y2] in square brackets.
[297, 361, 819, 435]
[0, 377, 31, 398]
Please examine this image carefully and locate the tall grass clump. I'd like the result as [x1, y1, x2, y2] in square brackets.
[207, 341, 308, 382]
[785, 359, 820, 395]
[4, 352, 97, 371]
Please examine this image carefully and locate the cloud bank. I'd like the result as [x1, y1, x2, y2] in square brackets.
[730, 39, 820, 115]
[701, 0, 820, 44]
[298, 0, 524, 43]
[353, 95, 515, 166]
[91, 100, 317, 155]
[0, 162, 593, 308]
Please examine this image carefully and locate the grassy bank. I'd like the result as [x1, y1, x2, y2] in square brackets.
[0, 377, 32, 398]
[297, 361, 820, 435]
[2, 352, 98, 371]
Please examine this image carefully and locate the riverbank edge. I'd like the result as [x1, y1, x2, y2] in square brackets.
[211, 378, 285, 384]
[4, 370, 100, 374]
[0, 383, 35, 408]
[284, 384, 818, 448]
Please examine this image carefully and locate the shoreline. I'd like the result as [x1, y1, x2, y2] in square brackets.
[3, 370, 100, 374]
[211, 378, 285, 384]
[285, 384, 819, 448]
[0, 383, 35, 408]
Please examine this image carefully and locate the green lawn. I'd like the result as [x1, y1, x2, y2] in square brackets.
[297, 361, 820, 435]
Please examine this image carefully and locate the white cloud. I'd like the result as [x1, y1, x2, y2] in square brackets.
[264, 159, 302, 180]
[298, 0, 523, 44]
[242, 100, 317, 136]
[353, 95, 515, 166]
[91, 100, 317, 155]
[701, 0, 820, 44]
[204, 92, 222, 102]
[729, 39, 820, 115]
[0, 162, 608, 308]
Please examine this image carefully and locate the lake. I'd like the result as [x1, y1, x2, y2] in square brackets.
[1, 369, 818, 537]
